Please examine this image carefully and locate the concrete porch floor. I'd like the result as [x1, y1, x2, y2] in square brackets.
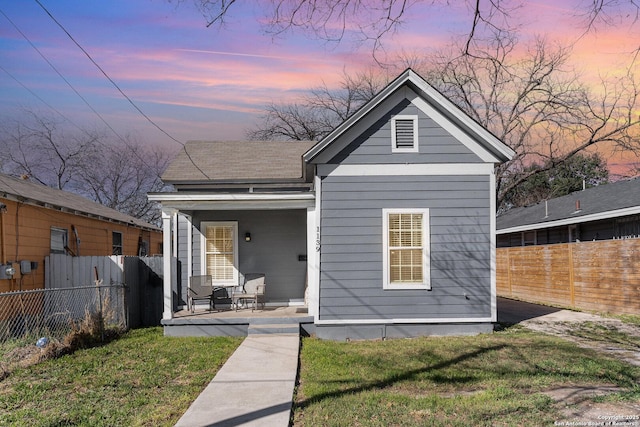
[162, 306, 315, 337]
[172, 305, 310, 319]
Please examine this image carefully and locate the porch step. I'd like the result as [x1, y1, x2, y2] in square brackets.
[248, 323, 300, 335]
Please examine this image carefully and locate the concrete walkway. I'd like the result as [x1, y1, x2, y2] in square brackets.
[175, 334, 300, 427]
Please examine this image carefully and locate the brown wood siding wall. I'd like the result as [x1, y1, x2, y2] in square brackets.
[497, 239, 640, 315]
[0, 199, 162, 293]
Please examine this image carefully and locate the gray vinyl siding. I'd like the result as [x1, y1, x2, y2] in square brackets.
[318, 175, 492, 321]
[190, 209, 307, 302]
[330, 99, 484, 164]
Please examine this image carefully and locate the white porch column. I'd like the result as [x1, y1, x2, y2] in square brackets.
[306, 175, 321, 319]
[162, 208, 178, 320]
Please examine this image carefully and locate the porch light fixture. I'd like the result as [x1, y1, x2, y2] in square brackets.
[245, 232, 251, 242]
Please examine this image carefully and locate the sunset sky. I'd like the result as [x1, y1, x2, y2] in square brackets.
[1, 1, 639, 163]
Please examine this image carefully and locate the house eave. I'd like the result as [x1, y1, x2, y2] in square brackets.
[497, 205, 640, 234]
[1, 192, 160, 232]
[148, 192, 316, 211]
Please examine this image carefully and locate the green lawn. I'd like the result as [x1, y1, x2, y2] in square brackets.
[293, 327, 640, 426]
[0, 328, 242, 427]
[1, 325, 638, 426]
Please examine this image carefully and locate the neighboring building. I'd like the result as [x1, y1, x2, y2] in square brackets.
[151, 69, 514, 340]
[0, 173, 162, 293]
[497, 177, 640, 247]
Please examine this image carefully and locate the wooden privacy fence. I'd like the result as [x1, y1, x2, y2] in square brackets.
[497, 239, 640, 315]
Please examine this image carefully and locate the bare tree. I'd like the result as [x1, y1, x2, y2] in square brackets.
[0, 111, 172, 224]
[79, 138, 172, 224]
[247, 68, 391, 140]
[424, 33, 640, 209]
[184, 0, 640, 58]
[248, 33, 640, 211]
[1, 111, 101, 192]
[181, 0, 516, 58]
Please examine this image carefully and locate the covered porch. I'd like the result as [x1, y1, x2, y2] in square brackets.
[150, 191, 320, 336]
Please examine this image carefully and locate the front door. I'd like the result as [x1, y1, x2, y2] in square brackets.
[202, 221, 239, 287]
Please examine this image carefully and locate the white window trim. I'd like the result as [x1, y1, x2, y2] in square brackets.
[50, 227, 68, 254]
[200, 221, 239, 286]
[391, 115, 419, 153]
[382, 208, 431, 290]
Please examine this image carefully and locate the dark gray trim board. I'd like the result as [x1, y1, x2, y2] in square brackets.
[315, 322, 494, 341]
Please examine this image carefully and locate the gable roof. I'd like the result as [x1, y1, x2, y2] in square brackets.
[0, 173, 159, 231]
[496, 178, 640, 234]
[304, 68, 515, 164]
[162, 140, 318, 184]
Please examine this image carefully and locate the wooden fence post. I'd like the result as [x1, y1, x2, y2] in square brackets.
[568, 243, 575, 306]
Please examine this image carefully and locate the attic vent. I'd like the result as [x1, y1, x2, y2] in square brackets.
[391, 115, 419, 152]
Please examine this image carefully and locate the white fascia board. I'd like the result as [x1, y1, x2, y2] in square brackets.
[409, 92, 505, 164]
[315, 317, 494, 325]
[317, 163, 495, 177]
[497, 205, 640, 234]
[308, 90, 408, 164]
[304, 70, 411, 162]
[407, 74, 515, 162]
[305, 79, 514, 165]
[148, 192, 315, 210]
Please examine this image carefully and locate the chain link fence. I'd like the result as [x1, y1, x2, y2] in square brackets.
[0, 284, 127, 348]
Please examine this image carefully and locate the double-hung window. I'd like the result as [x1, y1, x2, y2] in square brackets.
[201, 221, 238, 287]
[383, 208, 430, 290]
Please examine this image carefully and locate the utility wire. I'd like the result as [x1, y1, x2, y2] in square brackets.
[34, 0, 210, 179]
[0, 64, 86, 133]
[0, 6, 173, 211]
[0, 8, 131, 148]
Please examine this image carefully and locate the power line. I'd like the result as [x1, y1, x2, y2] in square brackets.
[33, 0, 209, 179]
[0, 8, 131, 146]
[0, 7, 170, 208]
[0, 64, 85, 132]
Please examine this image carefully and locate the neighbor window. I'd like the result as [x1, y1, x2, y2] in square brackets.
[391, 115, 419, 153]
[112, 231, 123, 255]
[50, 227, 68, 254]
[522, 230, 536, 246]
[382, 209, 430, 290]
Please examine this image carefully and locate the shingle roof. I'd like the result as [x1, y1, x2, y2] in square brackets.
[497, 177, 640, 232]
[162, 140, 318, 183]
[0, 173, 159, 230]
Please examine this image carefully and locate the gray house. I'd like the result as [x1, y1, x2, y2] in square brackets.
[150, 69, 514, 340]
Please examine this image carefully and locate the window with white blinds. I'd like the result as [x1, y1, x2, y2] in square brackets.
[391, 115, 419, 152]
[382, 209, 430, 290]
[202, 222, 238, 285]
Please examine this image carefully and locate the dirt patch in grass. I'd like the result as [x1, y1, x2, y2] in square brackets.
[519, 317, 640, 424]
[523, 318, 640, 366]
